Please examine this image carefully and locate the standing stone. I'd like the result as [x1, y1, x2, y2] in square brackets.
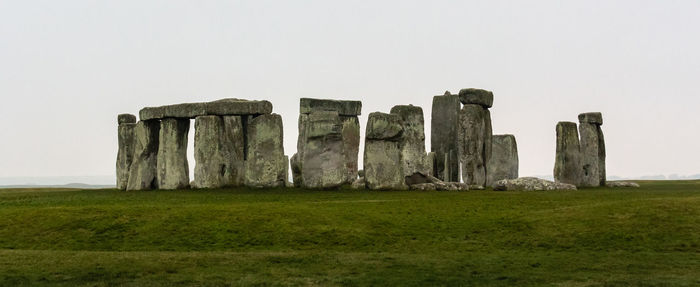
[341, 116, 361, 182]
[578, 122, 600, 187]
[458, 104, 490, 186]
[487, 135, 519, 186]
[156, 118, 190, 190]
[391, 105, 430, 179]
[431, 91, 460, 182]
[126, 120, 160, 191]
[364, 112, 406, 190]
[116, 114, 137, 190]
[554, 121, 582, 186]
[597, 125, 606, 186]
[245, 114, 287, 188]
[300, 111, 347, 189]
[193, 115, 245, 189]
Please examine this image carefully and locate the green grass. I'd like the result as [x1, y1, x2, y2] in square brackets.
[0, 181, 698, 286]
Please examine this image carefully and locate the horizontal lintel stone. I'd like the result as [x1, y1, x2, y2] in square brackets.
[300, 98, 362, 116]
[139, 98, 272, 120]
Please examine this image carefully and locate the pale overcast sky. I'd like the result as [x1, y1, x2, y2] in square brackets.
[1, 0, 699, 183]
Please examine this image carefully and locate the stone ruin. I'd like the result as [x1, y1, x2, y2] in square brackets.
[116, 99, 288, 191]
[554, 112, 606, 187]
[291, 98, 362, 189]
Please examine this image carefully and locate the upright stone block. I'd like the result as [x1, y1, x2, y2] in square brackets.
[156, 118, 190, 190]
[341, 116, 361, 182]
[554, 121, 582, 186]
[193, 115, 245, 189]
[245, 114, 286, 188]
[364, 112, 406, 190]
[458, 104, 491, 186]
[597, 125, 606, 186]
[431, 92, 460, 182]
[126, 120, 160, 191]
[300, 111, 347, 189]
[391, 105, 430, 178]
[487, 135, 519, 186]
[578, 122, 600, 187]
[116, 118, 136, 190]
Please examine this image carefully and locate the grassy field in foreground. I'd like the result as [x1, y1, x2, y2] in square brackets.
[0, 181, 698, 286]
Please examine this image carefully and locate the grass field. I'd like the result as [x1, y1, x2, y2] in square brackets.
[0, 181, 698, 286]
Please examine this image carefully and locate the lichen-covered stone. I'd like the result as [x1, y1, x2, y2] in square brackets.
[300, 111, 347, 189]
[578, 122, 600, 187]
[431, 92, 460, 182]
[156, 118, 190, 190]
[139, 98, 272, 120]
[299, 98, 362, 116]
[245, 114, 286, 188]
[351, 177, 366, 189]
[578, 112, 603, 125]
[118, 114, 137, 124]
[364, 140, 406, 190]
[493, 177, 577, 191]
[192, 116, 245, 189]
[458, 88, 494, 108]
[126, 120, 160, 191]
[458, 104, 491, 186]
[391, 105, 430, 181]
[487, 134, 519, 186]
[365, 112, 403, 141]
[290, 153, 302, 187]
[554, 122, 582, 186]
[341, 116, 361, 182]
[597, 125, 606, 186]
[116, 123, 136, 190]
[410, 183, 436, 191]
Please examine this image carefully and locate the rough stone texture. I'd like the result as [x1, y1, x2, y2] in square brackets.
[431, 92, 460, 182]
[156, 118, 190, 190]
[192, 116, 245, 189]
[290, 153, 302, 187]
[139, 98, 272, 121]
[493, 177, 577, 191]
[578, 123, 600, 187]
[597, 125, 607, 186]
[116, 123, 136, 190]
[126, 120, 160, 191]
[300, 111, 347, 189]
[391, 105, 430, 181]
[118, 114, 137, 124]
[341, 116, 361, 182]
[487, 134, 519, 187]
[351, 177, 366, 189]
[410, 183, 436, 191]
[458, 104, 491, 186]
[245, 114, 287, 188]
[365, 112, 403, 140]
[364, 113, 406, 190]
[458, 88, 494, 108]
[554, 122, 582, 186]
[578, 112, 603, 125]
[606, 181, 640, 188]
[299, 98, 362, 116]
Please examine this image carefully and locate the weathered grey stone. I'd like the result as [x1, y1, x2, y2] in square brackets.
[156, 118, 190, 190]
[118, 114, 137, 124]
[554, 122, 582, 186]
[290, 153, 302, 187]
[597, 125, 606, 186]
[606, 181, 640, 188]
[410, 183, 436, 191]
[431, 92, 460, 182]
[578, 112, 603, 125]
[126, 120, 160, 191]
[245, 114, 287, 188]
[364, 113, 406, 190]
[351, 177, 366, 189]
[139, 98, 272, 121]
[458, 88, 494, 108]
[493, 177, 577, 191]
[341, 116, 361, 182]
[458, 104, 491, 186]
[487, 135, 519, 187]
[116, 123, 136, 190]
[301, 111, 347, 189]
[358, 169, 365, 178]
[192, 116, 245, 189]
[365, 112, 403, 140]
[391, 105, 431, 181]
[299, 98, 362, 116]
[578, 123, 600, 187]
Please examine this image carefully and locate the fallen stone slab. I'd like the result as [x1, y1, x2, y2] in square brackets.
[487, 134, 519, 186]
[299, 98, 362, 116]
[606, 181, 640, 188]
[139, 98, 272, 120]
[431, 91, 460, 182]
[554, 121, 582, 186]
[156, 118, 191, 190]
[410, 183, 436, 191]
[578, 112, 603, 125]
[245, 114, 287, 188]
[126, 120, 160, 191]
[494, 177, 577, 191]
[458, 88, 494, 108]
[116, 122, 136, 190]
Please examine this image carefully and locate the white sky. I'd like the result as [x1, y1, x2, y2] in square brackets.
[1, 0, 699, 181]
